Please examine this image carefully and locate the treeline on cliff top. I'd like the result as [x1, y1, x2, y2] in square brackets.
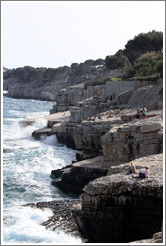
[4, 30, 163, 82]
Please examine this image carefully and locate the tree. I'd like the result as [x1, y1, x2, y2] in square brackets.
[123, 30, 163, 64]
[105, 52, 130, 70]
[84, 59, 95, 66]
[71, 63, 79, 70]
[155, 60, 163, 78]
[93, 58, 105, 66]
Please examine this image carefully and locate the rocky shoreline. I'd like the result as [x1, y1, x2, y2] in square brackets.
[24, 199, 85, 241]
[19, 78, 163, 243]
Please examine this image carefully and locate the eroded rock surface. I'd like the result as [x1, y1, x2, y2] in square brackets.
[101, 115, 163, 161]
[74, 154, 163, 243]
[51, 156, 113, 194]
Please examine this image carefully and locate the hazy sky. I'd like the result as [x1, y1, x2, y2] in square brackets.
[2, 1, 165, 69]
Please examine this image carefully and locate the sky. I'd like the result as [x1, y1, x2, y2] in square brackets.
[1, 1, 165, 69]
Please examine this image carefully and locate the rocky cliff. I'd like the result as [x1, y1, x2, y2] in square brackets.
[20, 76, 163, 243]
[3, 63, 116, 101]
[49, 83, 106, 113]
[74, 154, 163, 243]
[101, 114, 163, 161]
[51, 97, 119, 151]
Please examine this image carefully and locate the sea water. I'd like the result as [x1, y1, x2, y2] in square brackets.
[2, 96, 82, 244]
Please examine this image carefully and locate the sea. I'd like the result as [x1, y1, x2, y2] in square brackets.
[2, 95, 82, 244]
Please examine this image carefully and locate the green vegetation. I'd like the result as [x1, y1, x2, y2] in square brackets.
[104, 77, 122, 82]
[3, 58, 105, 85]
[3, 65, 72, 83]
[123, 30, 163, 64]
[3, 66, 47, 83]
[124, 51, 163, 79]
[105, 30, 163, 80]
[71, 58, 105, 76]
[105, 49, 130, 70]
[126, 75, 160, 81]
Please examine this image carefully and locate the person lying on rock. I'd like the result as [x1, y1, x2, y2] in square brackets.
[126, 162, 137, 174]
[132, 166, 150, 178]
[89, 117, 95, 121]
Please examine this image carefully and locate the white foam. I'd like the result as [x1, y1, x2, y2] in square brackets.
[3, 97, 80, 244]
[3, 206, 82, 244]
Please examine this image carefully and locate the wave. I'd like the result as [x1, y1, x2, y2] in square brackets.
[3, 96, 80, 243]
[3, 206, 82, 244]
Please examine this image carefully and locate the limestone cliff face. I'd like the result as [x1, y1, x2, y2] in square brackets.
[101, 116, 163, 161]
[4, 75, 71, 101]
[74, 154, 163, 243]
[128, 80, 163, 109]
[51, 97, 117, 151]
[50, 84, 106, 113]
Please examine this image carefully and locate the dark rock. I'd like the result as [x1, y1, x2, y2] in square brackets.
[32, 128, 53, 140]
[24, 199, 85, 241]
[51, 156, 109, 194]
[51, 164, 72, 178]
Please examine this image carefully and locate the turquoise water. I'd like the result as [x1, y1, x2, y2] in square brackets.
[3, 96, 82, 244]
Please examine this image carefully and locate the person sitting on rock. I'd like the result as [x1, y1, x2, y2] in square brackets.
[140, 107, 146, 118]
[126, 162, 137, 174]
[136, 109, 141, 119]
[133, 166, 150, 178]
[143, 166, 150, 178]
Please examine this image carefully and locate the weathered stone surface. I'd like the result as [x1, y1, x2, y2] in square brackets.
[51, 156, 112, 194]
[53, 113, 122, 153]
[101, 116, 163, 161]
[50, 83, 106, 114]
[51, 164, 72, 178]
[128, 80, 163, 109]
[121, 109, 162, 122]
[74, 154, 163, 243]
[117, 89, 133, 104]
[107, 153, 163, 177]
[68, 97, 111, 123]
